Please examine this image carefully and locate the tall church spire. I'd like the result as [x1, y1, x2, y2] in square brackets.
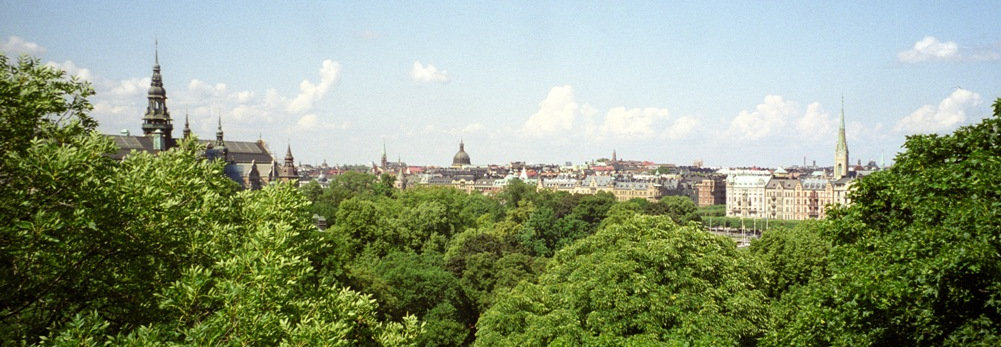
[381, 141, 389, 169]
[182, 111, 191, 139]
[834, 96, 850, 179]
[215, 115, 224, 145]
[142, 41, 173, 147]
[279, 144, 299, 183]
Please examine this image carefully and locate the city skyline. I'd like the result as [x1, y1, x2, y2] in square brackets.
[2, 2, 1000, 166]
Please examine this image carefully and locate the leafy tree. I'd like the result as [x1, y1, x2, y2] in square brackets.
[364, 252, 474, 346]
[749, 221, 831, 299]
[477, 214, 768, 346]
[1, 56, 420, 345]
[0, 55, 139, 342]
[569, 191, 616, 227]
[763, 99, 1001, 346]
[44, 184, 423, 346]
[656, 195, 702, 224]
[495, 178, 534, 207]
[0, 55, 95, 160]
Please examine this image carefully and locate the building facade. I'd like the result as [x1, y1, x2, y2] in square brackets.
[107, 46, 288, 189]
[725, 99, 858, 220]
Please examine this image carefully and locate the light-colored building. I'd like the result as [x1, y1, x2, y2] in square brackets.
[764, 178, 798, 220]
[612, 179, 662, 202]
[726, 174, 769, 218]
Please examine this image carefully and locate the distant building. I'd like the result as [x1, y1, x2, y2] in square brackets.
[695, 176, 726, 207]
[106, 45, 284, 190]
[725, 99, 859, 220]
[726, 173, 769, 218]
[452, 140, 471, 167]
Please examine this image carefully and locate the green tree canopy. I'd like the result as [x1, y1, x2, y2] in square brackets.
[763, 99, 1001, 346]
[476, 214, 768, 346]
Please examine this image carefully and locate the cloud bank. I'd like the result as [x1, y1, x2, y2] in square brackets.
[895, 89, 982, 134]
[520, 85, 699, 142]
[898, 36, 1000, 63]
[0, 36, 46, 55]
[411, 61, 450, 83]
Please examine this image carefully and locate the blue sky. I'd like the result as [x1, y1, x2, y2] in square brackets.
[3, 1, 1000, 167]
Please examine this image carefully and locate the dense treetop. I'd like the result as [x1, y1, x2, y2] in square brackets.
[3, 54, 1000, 346]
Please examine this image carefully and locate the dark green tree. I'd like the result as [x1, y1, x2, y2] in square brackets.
[763, 98, 1001, 346]
[477, 214, 768, 346]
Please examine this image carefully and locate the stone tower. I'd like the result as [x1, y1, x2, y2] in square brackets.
[141, 41, 173, 147]
[279, 145, 299, 183]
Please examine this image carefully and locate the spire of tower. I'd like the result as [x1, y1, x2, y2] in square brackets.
[834, 96, 850, 179]
[380, 141, 388, 166]
[182, 111, 191, 139]
[215, 115, 224, 145]
[142, 40, 172, 145]
[154, 39, 159, 66]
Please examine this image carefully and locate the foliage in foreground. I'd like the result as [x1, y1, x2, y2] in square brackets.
[5, 53, 1001, 346]
[762, 99, 1001, 346]
[0, 55, 419, 346]
[477, 214, 768, 345]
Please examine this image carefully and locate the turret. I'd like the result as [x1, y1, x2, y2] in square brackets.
[141, 40, 173, 148]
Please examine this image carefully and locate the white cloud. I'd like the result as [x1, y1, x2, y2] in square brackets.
[898, 36, 959, 63]
[103, 78, 149, 98]
[665, 116, 699, 140]
[45, 60, 92, 81]
[230, 90, 255, 103]
[521, 85, 591, 138]
[0, 36, 45, 55]
[599, 107, 670, 139]
[895, 89, 982, 134]
[287, 59, 341, 113]
[796, 102, 836, 141]
[521, 85, 700, 142]
[410, 61, 450, 83]
[728, 95, 799, 141]
[897, 36, 1000, 63]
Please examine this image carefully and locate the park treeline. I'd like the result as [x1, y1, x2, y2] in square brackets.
[3, 55, 1000, 346]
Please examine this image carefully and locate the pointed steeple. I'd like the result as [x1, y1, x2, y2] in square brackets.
[834, 96, 850, 179]
[215, 115, 224, 145]
[279, 144, 299, 183]
[142, 41, 173, 146]
[380, 141, 389, 169]
[182, 111, 191, 139]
